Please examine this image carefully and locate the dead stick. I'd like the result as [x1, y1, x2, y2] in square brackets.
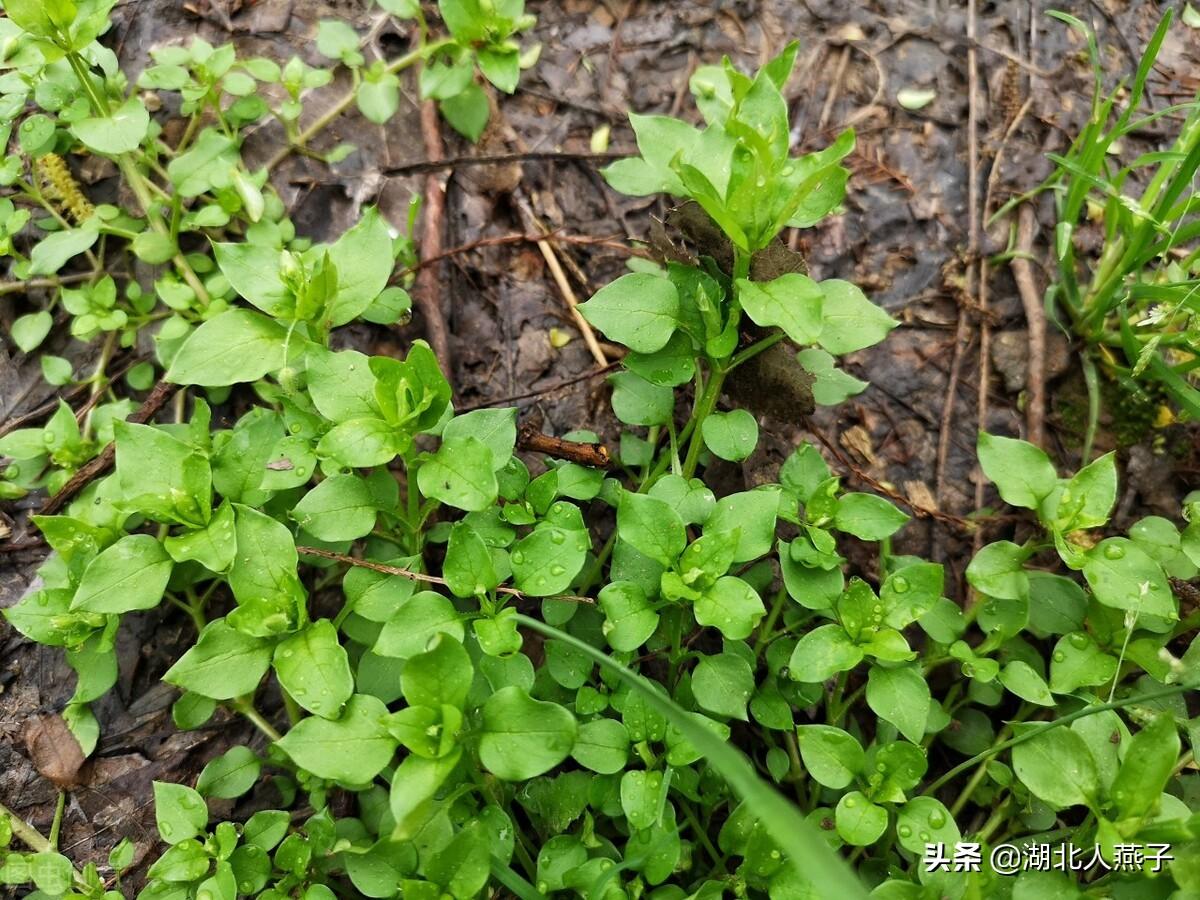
[40, 381, 179, 516]
[518, 422, 611, 468]
[414, 100, 453, 374]
[1012, 194, 1045, 446]
[456, 362, 619, 412]
[513, 194, 608, 367]
[297, 545, 594, 604]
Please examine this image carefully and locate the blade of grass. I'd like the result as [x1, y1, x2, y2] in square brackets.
[513, 613, 870, 899]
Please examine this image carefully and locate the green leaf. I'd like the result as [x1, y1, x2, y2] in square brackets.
[401, 634, 473, 710]
[999, 661, 1054, 706]
[833, 493, 908, 541]
[163, 619, 273, 700]
[692, 652, 755, 719]
[71, 98, 150, 155]
[10, 311, 52, 352]
[444, 523, 499, 598]
[620, 769, 667, 830]
[29, 219, 100, 276]
[318, 417, 405, 468]
[797, 347, 868, 406]
[578, 271, 681, 352]
[608, 371, 675, 426]
[511, 524, 588, 596]
[1082, 538, 1175, 619]
[212, 242, 291, 317]
[834, 792, 886, 846]
[165, 310, 289, 387]
[1110, 714, 1180, 819]
[167, 129, 238, 197]
[736, 274, 823, 344]
[598, 581, 660, 652]
[977, 433, 1057, 510]
[230, 505, 303, 606]
[894, 797, 958, 854]
[153, 782, 208, 845]
[788, 624, 863, 683]
[479, 686, 578, 780]
[442, 408, 517, 471]
[865, 664, 929, 743]
[816, 280, 895, 354]
[795, 725, 864, 789]
[196, 746, 262, 799]
[617, 491, 686, 566]
[706, 489, 778, 562]
[439, 82, 490, 141]
[274, 620, 354, 718]
[694, 576, 765, 640]
[417, 436, 498, 512]
[571, 719, 630, 775]
[70, 534, 173, 613]
[1011, 725, 1099, 809]
[306, 348, 379, 422]
[966, 540, 1030, 600]
[291, 473, 376, 541]
[1049, 632, 1118, 693]
[278, 694, 397, 783]
[357, 72, 400, 123]
[1051, 452, 1117, 531]
[326, 207, 396, 326]
[701, 409, 759, 462]
[374, 591, 465, 659]
[164, 502, 238, 573]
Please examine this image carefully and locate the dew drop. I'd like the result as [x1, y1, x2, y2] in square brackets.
[1052, 651, 1065, 663]
[843, 796, 856, 808]
[891, 576, 909, 593]
[1069, 632, 1090, 649]
[1103, 543, 1125, 560]
[897, 825, 912, 838]
[919, 831, 931, 843]
[927, 811, 946, 829]
[550, 530, 566, 545]
[511, 551, 525, 565]
[549, 564, 566, 576]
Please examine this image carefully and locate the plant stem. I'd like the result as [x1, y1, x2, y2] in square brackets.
[65, 52, 211, 307]
[921, 683, 1191, 796]
[231, 699, 284, 742]
[266, 38, 454, 171]
[0, 800, 53, 853]
[681, 365, 727, 479]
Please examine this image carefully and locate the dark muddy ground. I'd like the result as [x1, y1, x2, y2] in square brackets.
[2, 0, 1198, 884]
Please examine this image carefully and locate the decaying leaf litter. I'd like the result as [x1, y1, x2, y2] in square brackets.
[2, 0, 1200, 889]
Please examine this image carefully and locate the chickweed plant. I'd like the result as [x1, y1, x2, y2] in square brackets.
[0, 7, 1198, 900]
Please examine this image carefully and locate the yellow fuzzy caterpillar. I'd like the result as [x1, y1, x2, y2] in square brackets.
[36, 153, 94, 224]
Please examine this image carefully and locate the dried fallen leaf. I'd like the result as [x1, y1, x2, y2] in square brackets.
[24, 714, 86, 788]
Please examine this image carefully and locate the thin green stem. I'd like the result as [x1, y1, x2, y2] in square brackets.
[266, 38, 454, 171]
[921, 683, 1191, 796]
[681, 365, 727, 479]
[231, 699, 284, 742]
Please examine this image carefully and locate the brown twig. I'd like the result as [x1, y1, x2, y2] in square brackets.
[296, 545, 594, 604]
[518, 421, 612, 468]
[512, 193, 609, 367]
[413, 100, 453, 374]
[456, 362, 620, 412]
[395, 230, 642, 279]
[378, 150, 627, 179]
[807, 421, 972, 530]
[1012, 198, 1045, 446]
[39, 381, 179, 516]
